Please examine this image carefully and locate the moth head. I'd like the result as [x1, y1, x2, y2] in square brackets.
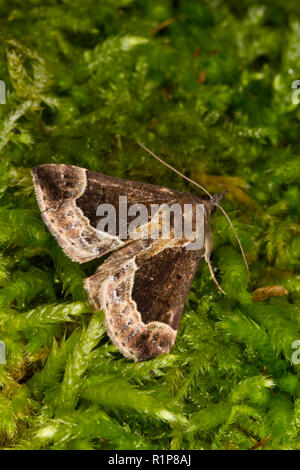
[202, 190, 228, 215]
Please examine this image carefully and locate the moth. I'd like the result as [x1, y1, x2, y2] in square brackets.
[32, 143, 247, 362]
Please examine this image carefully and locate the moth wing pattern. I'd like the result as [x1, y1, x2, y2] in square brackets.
[32, 163, 188, 263]
[32, 163, 207, 361]
[84, 237, 203, 361]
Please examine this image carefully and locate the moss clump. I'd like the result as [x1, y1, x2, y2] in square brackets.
[0, 0, 299, 450]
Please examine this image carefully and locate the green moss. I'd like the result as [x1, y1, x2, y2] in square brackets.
[0, 0, 299, 450]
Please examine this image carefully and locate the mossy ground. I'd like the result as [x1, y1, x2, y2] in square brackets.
[0, 0, 299, 450]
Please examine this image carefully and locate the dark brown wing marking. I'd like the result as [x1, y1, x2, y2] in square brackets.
[132, 242, 202, 330]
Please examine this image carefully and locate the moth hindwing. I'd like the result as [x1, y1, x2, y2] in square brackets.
[32, 163, 212, 361]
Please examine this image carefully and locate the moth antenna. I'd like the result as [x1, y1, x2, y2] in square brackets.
[137, 141, 250, 274]
[206, 257, 226, 295]
[214, 203, 249, 273]
[137, 141, 212, 197]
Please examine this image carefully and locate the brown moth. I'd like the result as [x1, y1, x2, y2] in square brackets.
[32, 148, 246, 362]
